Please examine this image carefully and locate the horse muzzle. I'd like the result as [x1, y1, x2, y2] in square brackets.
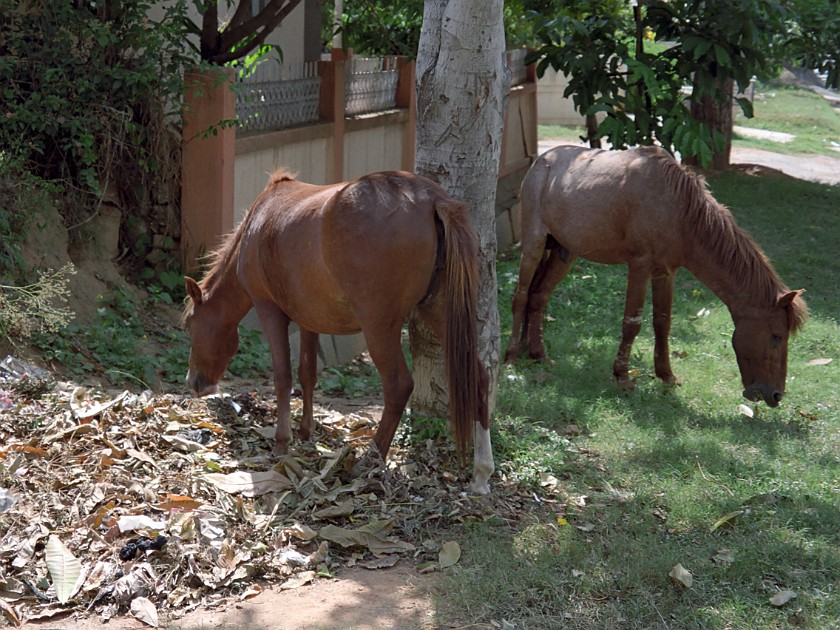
[186, 370, 219, 397]
[742, 384, 783, 408]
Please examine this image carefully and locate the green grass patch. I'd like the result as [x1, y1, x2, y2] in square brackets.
[429, 171, 840, 628]
[733, 83, 840, 158]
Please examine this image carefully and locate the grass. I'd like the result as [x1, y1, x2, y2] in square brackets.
[426, 170, 840, 627]
[734, 82, 840, 158]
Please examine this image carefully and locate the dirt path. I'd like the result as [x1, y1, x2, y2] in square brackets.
[21, 561, 437, 630]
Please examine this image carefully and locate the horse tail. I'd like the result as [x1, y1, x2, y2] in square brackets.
[435, 199, 485, 459]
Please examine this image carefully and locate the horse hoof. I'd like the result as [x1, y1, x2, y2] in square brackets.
[468, 479, 491, 496]
[272, 442, 290, 457]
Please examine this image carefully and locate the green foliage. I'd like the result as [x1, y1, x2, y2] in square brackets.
[0, 1, 195, 211]
[324, 0, 564, 57]
[783, 0, 840, 88]
[319, 360, 380, 398]
[527, 0, 826, 166]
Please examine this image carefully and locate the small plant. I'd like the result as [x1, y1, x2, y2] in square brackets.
[0, 264, 76, 344]
[318, 361, 380, 397]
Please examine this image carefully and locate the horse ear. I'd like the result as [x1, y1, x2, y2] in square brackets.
[185, 277, 203, 305]
[777, 289, 804, 309]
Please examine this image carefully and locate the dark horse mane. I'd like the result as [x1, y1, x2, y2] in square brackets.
[182, 168, 299, 321]
[652, 150, 807, 333]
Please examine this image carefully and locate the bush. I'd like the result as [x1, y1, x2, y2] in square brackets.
[0, 1, 194, 219]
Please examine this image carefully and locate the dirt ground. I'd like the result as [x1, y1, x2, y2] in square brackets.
[21, 562, 437, 630]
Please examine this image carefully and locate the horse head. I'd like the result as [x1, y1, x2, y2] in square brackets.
[732, 290, 807, 407]
[183, 277, 240, 397]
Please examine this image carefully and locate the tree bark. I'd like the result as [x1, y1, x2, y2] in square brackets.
[686, 76, 734, 170]
[409, 0, 509, 417]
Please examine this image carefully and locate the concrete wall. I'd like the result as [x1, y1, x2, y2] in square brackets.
[537, 66, 586, 127]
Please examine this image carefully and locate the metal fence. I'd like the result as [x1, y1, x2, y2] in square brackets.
[234, 51, 529, 134]
[235, 61, 321, 134]
[344, 56, 399, 116]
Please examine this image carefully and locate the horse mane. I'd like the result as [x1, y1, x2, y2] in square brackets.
[181, 168, 298, 320]
[653, 150, 807, 333]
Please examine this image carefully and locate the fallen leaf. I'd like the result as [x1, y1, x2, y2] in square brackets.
[153, 494, 204, 512]
[806, 357, 832, 366]
[287, 522, 318, 541]
[0, 598, 20, 626]
[239, 583, 263, 601]
[710, 510, 744, 532]
[575, 522, 596, 532]
[318, 524, 415, 554]
[313, 499, 355, 519]
[130, 596, 158, 627]
[360, 554, 400, 570]
[417, 561, 437, 574]
[203, 470, 293, 497]
[280, 570, 316, 590]
[668, 563, 693, 588]
[769, 590, 797, 606]
[438, 541, 461, 569]
[712, 548, 735, 565]
[45, 536, 84, 604]
[117, 515, 166, 533]
[738, 404, 755, 418]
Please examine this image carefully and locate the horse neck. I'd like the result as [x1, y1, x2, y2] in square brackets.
[682, 207, 782, 320]
[203, 259, 253, 327]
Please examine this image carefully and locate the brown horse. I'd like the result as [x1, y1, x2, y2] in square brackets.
[505, 145, 808, 406]
[182, 169, 494, 494]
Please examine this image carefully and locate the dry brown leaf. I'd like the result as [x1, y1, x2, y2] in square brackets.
[318, 524, 415, 554]
[313, 499, 355, 519]
[438, 541, 461, 569]
[769, 590, 797, 607]
[130, 596, 158, 627]
[280, 570, 316, 590]
[806, 357, 832, 366]
[0, 598, 20, 626]
[669, 563, 693, 588]
[203, 470, 293, 497]
[359, 554, 400, 570]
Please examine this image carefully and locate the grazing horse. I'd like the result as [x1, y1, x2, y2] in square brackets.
[505, 145, 808, 406]
[182, 169, 493, 494]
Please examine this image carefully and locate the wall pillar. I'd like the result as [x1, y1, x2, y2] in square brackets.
[181, 67, 235, 273]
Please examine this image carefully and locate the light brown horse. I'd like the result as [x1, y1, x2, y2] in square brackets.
[183, 169, 494, 494]
[505, 145, 808, 406]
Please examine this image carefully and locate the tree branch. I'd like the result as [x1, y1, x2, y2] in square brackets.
[211, 0, 304, 65]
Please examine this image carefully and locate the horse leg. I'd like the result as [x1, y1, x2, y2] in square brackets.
[416, 301, 494, 495]
[523, 246, 574, 361]
[613, 266, 649, 389]
[651, 272, 679, 385]
[297, 329, 319, 441]
[363, 323, 414, 459]
[253, 303, 294, 455]
[504, 234, 548, 363]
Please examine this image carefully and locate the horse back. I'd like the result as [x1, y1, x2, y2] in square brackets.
[522, 145, 686, 266]
[237, 172, 441, 333]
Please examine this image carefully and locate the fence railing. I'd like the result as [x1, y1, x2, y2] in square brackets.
[233, 51, 533, 137]
[344, 56, 400, 116]
[236, 61, 321, 133]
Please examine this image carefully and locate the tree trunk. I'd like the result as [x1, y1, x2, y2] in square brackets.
[409, 0, 509, 417]
[686, 76, 734, 170]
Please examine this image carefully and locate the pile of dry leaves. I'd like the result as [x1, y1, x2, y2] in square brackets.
[0, 357, 542, 627]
